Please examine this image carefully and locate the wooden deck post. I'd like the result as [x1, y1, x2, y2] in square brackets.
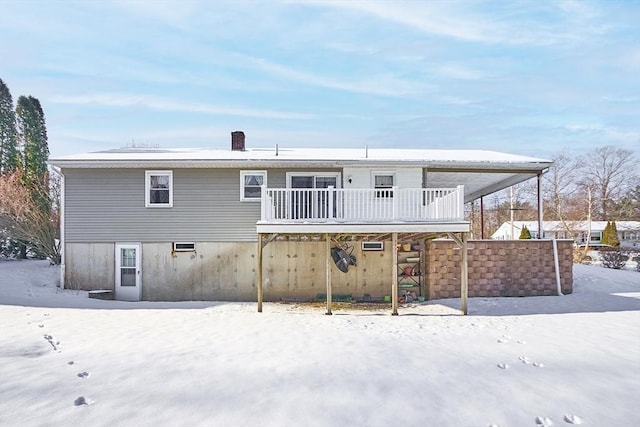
[325, 233, 332, 315]
[257, 233, 263, 313]
[461, 232, 468, 315]
[392, 232, 399, 316]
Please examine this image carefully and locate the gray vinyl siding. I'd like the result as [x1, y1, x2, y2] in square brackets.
[65, 168, 260, 242]
[64, 167, 342, 243]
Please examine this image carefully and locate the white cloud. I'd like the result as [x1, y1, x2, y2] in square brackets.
[306, 0, 616, 47]
[564, 124, 640, 144]
[49, 94, 316, 120]
[314, 0, 500, 43]
[239, 55, 432, 97]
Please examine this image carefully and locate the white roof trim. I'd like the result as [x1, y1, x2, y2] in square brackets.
[49, 147, 552, 171]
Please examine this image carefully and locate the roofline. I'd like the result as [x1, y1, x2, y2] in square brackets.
[48, 158, 553, 171]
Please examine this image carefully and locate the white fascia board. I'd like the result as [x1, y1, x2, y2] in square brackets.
[48, 158, 552, 172]
[48, 148, 553, 171]
[256, 221, 470, 234]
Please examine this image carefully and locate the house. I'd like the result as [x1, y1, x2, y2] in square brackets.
[492, 220, 640, 248]
[50, 131, 560, 313]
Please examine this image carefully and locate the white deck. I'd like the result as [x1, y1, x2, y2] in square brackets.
[257, 186, 469, 234]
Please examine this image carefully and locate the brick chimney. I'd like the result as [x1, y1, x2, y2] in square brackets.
[231, 131, 245, 151]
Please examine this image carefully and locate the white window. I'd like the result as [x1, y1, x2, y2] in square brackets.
[373, 172, 395, 198]
[173, 242, 195, 252]
[145, 170, 173, 207]
[240, 171, 267, 201]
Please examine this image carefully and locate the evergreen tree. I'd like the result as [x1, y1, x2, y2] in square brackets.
[16, 96, 49, 188]
[0, 78, 20, 173]
[602, 221, 612, 246]
[602, 221, 621, 247]
[610, 220, 620, 247]
[13, 96, 50, 259]
[519, 225, 532, 239]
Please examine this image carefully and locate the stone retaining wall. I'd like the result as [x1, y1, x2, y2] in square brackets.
[425, 240, 573, 299]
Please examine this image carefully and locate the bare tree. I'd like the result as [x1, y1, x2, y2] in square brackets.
[542, 152, 586, 239]
[0, 169, 60, 264]
[581, 146, 638, 220]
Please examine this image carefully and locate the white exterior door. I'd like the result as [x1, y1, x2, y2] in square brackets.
[115, 243, 141, 301]
[288, 173, 340, 219]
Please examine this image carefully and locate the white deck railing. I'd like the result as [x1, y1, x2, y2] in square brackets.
[261, 186, 465, 223]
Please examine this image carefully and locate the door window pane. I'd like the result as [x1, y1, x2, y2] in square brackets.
[316, 177, 337, 188]
[291, 176, 314, 188]
[121, 268, 136, 286]
[120, 248, 136, 287]
[121, 248, 136, 267]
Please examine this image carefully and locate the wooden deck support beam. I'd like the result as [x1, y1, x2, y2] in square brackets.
[325, 233, 332, 315]
[392, 232, 399, 316]
[257, 233, 263, 312]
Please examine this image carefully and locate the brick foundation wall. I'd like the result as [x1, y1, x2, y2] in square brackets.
[426, 240, 573, 299]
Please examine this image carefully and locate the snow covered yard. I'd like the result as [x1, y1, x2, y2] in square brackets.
[1, 261, 639, 427]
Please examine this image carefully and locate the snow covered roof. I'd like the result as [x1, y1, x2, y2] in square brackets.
[493, 221, 640, 235]
[50, 146, 551, 170]
[49, 146, 552, 202]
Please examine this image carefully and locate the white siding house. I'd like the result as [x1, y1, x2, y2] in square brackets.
[492, 220, 640, 248]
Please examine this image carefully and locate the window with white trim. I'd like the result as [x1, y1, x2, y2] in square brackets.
[240, 171, 267, 201]
[373, 172, 395, 198]
[145, 170, 173, 207]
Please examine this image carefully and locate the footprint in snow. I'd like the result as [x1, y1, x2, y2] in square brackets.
[67, 361, 75, 365]
[497, 363, 509, 369]
[535, 416, 553, 426]
[498, 338, 508, 343]
[563, 414, 583, 424]
[533, 362, 545, 368]
[517, 340, 526, 344]
[77, 371, 90, 378]
[74, 396, 94, 406]
[44, 334, 61, 351]
[519, 356, 532, 364]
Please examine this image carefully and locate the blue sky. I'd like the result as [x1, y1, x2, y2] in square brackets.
[1, 0, 638, 159]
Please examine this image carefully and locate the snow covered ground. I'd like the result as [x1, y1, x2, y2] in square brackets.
[1, 260, 638, 427]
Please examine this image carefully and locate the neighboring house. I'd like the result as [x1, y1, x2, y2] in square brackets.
[50, 131, 554, 308]
[492, 220, 640, 248]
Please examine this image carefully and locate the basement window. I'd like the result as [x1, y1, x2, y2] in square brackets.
[173, 242, 195, 252]
[362, 241, 384, 251]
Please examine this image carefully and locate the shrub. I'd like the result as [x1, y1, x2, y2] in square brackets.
[573, 247, 591, 264]
[629, 252, 640, 272]
[600, 247, 628, 270]
[519, 226, 532, 239]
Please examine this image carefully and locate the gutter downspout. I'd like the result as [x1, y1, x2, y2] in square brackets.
[51, 166, 65, 289]
[552, 239, 563, 296]
[480, 196, 484, 239]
